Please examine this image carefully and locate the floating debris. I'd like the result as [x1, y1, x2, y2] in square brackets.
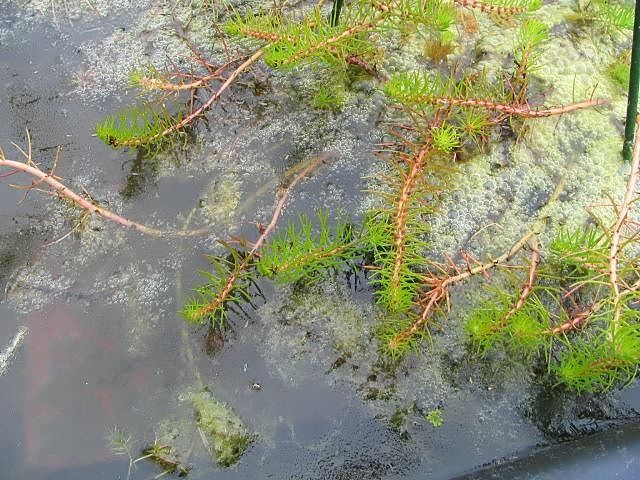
[188, 389, 251, 467]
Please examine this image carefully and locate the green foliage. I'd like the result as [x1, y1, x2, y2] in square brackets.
[426, 408, 444, 427]
[96, 105, 180, 149]
[466, 220, 640, 393]
[608, 56, 631, 90]
[310, 83, 346, 111]
[363, 211, 429, 314]
[593, 0, 634, 30]
[431, 124, 461, 153]
[188, 390, 251, 467]
[557, 323, 640, 392]
[549, 225, 610, 280]
[225, 7, 376, 70]
[376, 313, 428, 358]
[384, 70, 506, 112]
[142, 442, 190, 476]
[180, 248, 251, 327]
[466, 291, 550, 356]
[224, 0, 460, 72]
[514, 18, 549, 76]
[257, 211, 357, 283]
[567, 0, 634, 32]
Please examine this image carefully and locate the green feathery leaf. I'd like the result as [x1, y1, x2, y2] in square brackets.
[257, 211, 357, 283]
[181, 248, 252, 327]
[96, 105, 181, 149]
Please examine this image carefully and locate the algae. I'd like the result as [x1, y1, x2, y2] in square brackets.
[187, 389, 251, 467]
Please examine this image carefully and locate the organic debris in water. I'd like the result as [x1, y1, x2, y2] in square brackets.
[188, 390, 252, 467]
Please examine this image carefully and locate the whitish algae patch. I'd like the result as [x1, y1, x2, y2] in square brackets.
[427, 4, 628, 258]
[201, 174, 241, 225]
[57, 0, 233, 101]
[187, 389, 251, 467]
[6, 263, 75, 313]
[257, 279, 378, 385]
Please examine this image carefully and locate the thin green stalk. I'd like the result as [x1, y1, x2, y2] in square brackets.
[330, 0, 344, 26]
[622, 0, 640, 161]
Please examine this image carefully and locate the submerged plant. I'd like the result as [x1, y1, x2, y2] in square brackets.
[257, 211, 357, 283]
[95, 104, 182, 149]
[188, 390, 251, 467]
[465, 118, 640, 392]
[426, 408, 444, 427]
[178, 0, 607, 376]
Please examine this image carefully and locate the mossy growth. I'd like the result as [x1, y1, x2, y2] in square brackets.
[310, 83, 347, 112]
[188, 390, 252, 467]
[142, 442, 191, 476]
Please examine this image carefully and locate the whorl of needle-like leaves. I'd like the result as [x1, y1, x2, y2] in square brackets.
[512, 18, 549, 96]
[568, 0, 634, 32]
[465, 222, 640, 393]
[465, 290, 551, 355]
[96, 105, 182, 149]
[257, 211, 357, 284]
[363, 146, 449, 313]
[557, 322, 640, 392]
[225, 0, 459, 70]
[181, 248, 252, 328]
[455, 0, 541, 15]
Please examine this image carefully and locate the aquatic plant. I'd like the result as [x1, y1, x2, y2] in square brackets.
[96, 50, 263, 149]
[140, 441, 191, 476]
[466, 117, 640, 392]
[180, 154, 326, 327]
[257, 210, 358, 284]
[0, 135, 207, 237]
[108, 426, 190, 478]
[188, 390, 251, 467]
[426, 408, 444, 427]
[175, 0, 612, 386]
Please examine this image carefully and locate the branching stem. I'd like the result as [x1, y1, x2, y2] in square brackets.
[190, 153, 328, 319]
[388, 179, 565, 349]
[455, 0, 526, 15]
[414, 97, 607, 118]
[0, 146, 208, 237]
[610, 115, 640, 336]
[390, 145, 429, 306]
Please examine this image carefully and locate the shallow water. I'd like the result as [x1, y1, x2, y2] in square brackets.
[1, 1, 639, 479]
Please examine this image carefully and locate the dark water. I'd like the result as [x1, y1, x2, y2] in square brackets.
[1, 2, 639, 480]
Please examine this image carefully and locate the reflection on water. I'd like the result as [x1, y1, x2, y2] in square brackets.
[1, 1, 640, 480]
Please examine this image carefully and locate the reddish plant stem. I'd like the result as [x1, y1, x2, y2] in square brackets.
[609, 115, 640, 336]
[455, 0, 526, 14]
[388, 181, 565, 349]
[193, 153, 328, 319]
[504, 239, 540, 321]
[0, 156, 210, 237]
[414, 97, 607, 118]
[281, 21, 379, 65]
[389, 146, 429, 306]
[548, 301, 601, 335]
[136, 59, 237, 92]
[389, 286, 446, 350]
[159, 49, 264, 138]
